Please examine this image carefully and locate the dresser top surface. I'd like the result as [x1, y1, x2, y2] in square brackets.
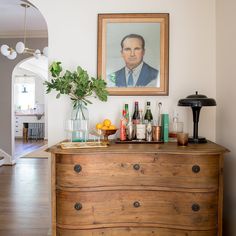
[47, 141, 228, 155]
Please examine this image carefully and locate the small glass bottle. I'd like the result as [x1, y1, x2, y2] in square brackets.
[169, 112, 179, 138]
[169, 111, 183, 139]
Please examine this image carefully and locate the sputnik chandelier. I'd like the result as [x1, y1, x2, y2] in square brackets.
[0, 3, 48, 60]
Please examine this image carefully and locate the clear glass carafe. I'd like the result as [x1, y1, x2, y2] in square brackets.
[66, 101, 89, 142]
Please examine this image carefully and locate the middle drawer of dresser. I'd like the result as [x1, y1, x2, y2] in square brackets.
[56, 153, 219, 189]
[56, 189, 218, 230]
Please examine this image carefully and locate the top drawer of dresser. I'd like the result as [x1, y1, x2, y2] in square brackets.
[55, 153, 219, 189]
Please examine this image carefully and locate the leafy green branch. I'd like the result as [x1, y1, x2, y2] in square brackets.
[44, 62, 108, 107]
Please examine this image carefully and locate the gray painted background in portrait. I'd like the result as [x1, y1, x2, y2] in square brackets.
[106, 22, 160, 76]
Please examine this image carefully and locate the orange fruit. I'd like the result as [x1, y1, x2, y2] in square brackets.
[96, 123, 103, 130]
[103, 119, 111, 127]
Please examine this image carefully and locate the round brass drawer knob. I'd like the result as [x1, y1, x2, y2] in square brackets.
[74, 164, 82, 173]
[133, 201, 141, 208]
[192, 203, 200, 212]
[74, 202, 83, 211]
[133, 164, 140, 170]
[192, 165, 200, 173]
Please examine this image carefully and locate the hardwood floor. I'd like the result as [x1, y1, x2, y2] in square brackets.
[15, 139, 47, 158]
[0, 158, 50, 235]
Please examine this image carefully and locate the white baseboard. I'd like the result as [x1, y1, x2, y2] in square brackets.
[0, 148, 15, 166]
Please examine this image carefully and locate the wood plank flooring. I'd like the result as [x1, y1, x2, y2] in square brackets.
[0, 158, 50, 236]
[15, 139, 47, 158]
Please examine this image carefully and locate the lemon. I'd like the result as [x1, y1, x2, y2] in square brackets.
[108, 125, 116, 130]
[101, 126, 108, 130]
[103, 119, 111, 127]
[96, 123, 103, 130]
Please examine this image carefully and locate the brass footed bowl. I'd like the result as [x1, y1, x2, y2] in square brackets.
[102, 129, 118, 142]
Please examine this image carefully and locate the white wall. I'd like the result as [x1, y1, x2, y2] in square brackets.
[216, 0, 236, 235]
[31, 0, 216, 146]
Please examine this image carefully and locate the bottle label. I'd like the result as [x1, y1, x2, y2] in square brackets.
[120, 119, 126, 141]
[136, 124, 146, 140]
[133, 119, 140, 125]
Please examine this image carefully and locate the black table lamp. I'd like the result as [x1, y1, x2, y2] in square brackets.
[178, 91, 216, 143]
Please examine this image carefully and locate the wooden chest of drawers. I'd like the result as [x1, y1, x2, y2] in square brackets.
[49, 141, 227, 236]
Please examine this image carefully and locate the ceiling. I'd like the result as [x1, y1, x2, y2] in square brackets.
[0, 0, 47, 38]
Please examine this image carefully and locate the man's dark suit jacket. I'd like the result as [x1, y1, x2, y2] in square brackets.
[113, 62, 158, 87]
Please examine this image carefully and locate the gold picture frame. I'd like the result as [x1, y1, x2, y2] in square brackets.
[97, 13, 169, 96]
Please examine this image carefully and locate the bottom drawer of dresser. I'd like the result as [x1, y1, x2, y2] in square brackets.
[56, 190, 218, 230]
[57, 227, 217, 236]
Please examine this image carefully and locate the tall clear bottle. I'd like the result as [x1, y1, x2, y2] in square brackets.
[139, 109, 144, 124]
[132, 101, 140, 139]
[144, 101, 153, 124]
[126, 116, 133, 140]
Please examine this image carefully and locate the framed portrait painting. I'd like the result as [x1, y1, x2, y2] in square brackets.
[97, 13, 169, 96]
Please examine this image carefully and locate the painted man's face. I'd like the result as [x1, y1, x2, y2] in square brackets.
[121, 37, 145, 70]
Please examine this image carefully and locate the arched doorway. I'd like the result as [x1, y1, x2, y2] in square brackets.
[12, 56, 48, 159]
[0, 0, 48, 164]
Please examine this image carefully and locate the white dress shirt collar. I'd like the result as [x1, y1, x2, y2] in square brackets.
[125, 62, 143, 86]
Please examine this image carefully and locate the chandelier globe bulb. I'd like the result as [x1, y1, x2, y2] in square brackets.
[34, 49, 41, 59]
[7, 51, 17, 60]
[16, 42, 25, 54]
[42, 46, 48, 57]
[1, 45, 10, 56]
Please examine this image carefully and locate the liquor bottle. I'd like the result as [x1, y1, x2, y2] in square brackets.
[132, 101, 140, 139]
[139, 109, 144, 124]
[120, 110, 127, 141]
[136, 109, 146, 140]
[126, 116, 133, 140]
[132, 101, 140, 124]
[144, 101, 153, 124]
[146, 121, 152, 141]
[169, 111, 179, 139]
[169, 111, 183, 140]
[124, 104, 129, 122]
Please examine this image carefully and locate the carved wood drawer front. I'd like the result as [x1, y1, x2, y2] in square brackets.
[56, 153, 219, 189]
[57, 227, 217, 236]
[56, 190, 217, 230]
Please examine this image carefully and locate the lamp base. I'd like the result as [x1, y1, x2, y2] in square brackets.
[188, 136, 207, 143]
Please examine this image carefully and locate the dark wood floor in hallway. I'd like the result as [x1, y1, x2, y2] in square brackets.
[0, 158, 50, 236]
[15, 139, 47, 158]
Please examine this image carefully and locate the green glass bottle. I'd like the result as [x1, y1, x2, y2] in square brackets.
[144, 101, 153, 124]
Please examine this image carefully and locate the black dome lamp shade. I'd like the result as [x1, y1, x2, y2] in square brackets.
[178, 91, 216, 143]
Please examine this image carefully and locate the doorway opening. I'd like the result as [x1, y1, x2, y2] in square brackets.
[12, 56, 48, 159]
